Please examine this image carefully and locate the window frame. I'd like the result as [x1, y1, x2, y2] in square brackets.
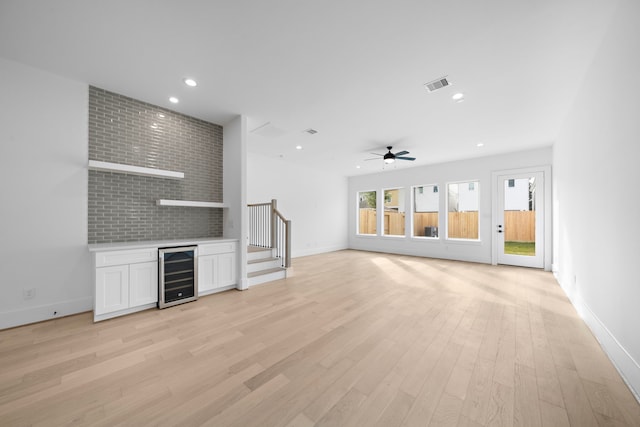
[381, 187, 406, 238]
[411, 184, 440, 240]
[356, 189, 378, 236]
[446, 180, 481, 242]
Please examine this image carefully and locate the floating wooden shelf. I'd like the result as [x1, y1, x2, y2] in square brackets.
[156, 199, 228, 208]
[88, 160, 184, 179]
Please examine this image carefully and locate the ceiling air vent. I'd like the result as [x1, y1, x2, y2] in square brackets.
[424, 76, 450, 92]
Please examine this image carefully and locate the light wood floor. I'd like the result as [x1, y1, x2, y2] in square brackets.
[1, 250, 639, 426]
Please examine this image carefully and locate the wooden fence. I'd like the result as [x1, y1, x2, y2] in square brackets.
[358, 208, 377, 234]
[359, 209, 534, 241]
[413, 212, 439, 236]
[384, 212, 405, 235]
[504, 210, 535, 242]
[359, 209, 406, 235]
[447, 212, 478, 239]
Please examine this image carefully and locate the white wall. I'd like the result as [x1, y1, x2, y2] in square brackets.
[223, 116, 248, 289]
[348, 148, 552, 263]
[457, 182, 479, 212]
[414, 185, 439, 212]
[504, 178, 530, 211]
[553, 0, 640, 398]
[0, 58, 90, 329]
[247, 151, 349, 258]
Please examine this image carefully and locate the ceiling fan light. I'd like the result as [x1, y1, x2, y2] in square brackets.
[383, 149, 395, 164]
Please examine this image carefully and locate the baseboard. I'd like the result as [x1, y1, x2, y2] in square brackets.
[555, 272, 640, 403]
[199, 284, 237, 297]
[0, 296, 93, 330]
[292, 244, 348, 258]
[93, 302, 156, 323]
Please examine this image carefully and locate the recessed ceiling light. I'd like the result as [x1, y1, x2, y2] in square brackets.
[169, 97, 179, 104]
[452, 93, 465, 102]
[296, 145, 303, 150]
[183, 78, 197, 87]
[356, 165, 361, 169]
[477, 142, 484, 147]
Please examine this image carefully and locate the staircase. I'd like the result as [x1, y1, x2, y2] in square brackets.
[247, 199, 291, 287]
[247, 246, 287, 286]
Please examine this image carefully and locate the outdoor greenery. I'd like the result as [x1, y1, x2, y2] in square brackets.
[361, 191, 376, 208]
[504, 241, 535, 256]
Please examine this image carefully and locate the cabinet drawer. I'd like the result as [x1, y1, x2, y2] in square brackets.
[95, 248, 158, 267]
[198, 242, 237, 256]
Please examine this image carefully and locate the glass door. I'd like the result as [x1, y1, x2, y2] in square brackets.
[496, 171, 544, 268]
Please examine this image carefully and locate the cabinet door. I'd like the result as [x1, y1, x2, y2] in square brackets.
[129, 261, 158, 307]
[95, 265, 129, 315]
[198, 255, 218, 292]
[217, 252, 237, 287]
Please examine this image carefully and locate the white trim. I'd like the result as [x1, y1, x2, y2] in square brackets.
[381, 235, 407, 240]
[293, 244, 349, 258]
[93, 302, 157, 322]
[444, 238, 482, 246]
[491, 165, 552, 270]
[156, 199, 228, 208]
[445, 179, 481, 242]
[356, 189, 379, 236]
[410, 183, 440, 239]
[0, 297, 93, 330]
[88, 160, 184, 179]
[198, 284, 237, 297]
[555, 271, 640, 402]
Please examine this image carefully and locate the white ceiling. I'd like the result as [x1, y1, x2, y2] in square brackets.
[0, 0, 617, 176]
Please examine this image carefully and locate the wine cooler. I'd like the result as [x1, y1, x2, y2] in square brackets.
[158, 246, 198, 309]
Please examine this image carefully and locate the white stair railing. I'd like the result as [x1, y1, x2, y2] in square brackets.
[247, 199, 291, 268]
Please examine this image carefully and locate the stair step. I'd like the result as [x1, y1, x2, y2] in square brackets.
[247, 267, 287, 287]
[248, 256, 279, 265]
[247, 267, 285, 278]
[248, 246, 274, 262]
[247, 257, 282, 273]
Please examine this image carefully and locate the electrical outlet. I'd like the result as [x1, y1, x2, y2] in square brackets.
[23, 288, 36, 299]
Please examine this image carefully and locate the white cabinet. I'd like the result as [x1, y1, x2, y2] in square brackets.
[129, 261, 158, 307]
[198, 242, 237, 294]
[95, 265, 129, 315]
[198, 254, 218, 293]
[217, 252, 236, 287]
[93, 248, 158, 321]
[91, 239, 238, 321]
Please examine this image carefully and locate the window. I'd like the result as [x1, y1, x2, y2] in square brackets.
[357, 190, 377, 235]
[412, 184, 439, 238]
[447, 181, 479, 240]
[383, 188, 405, 236]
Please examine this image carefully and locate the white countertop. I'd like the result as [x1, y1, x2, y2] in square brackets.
[88, 237, 238, 252]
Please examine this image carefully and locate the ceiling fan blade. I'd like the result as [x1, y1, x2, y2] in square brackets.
[364, 157, 380, 161]
[396, 156, 416, 161]
[394, 150, 409, 156]
[369, 152, 383, 156]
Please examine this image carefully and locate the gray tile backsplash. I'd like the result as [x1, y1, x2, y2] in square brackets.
[88, 86, 223, 244]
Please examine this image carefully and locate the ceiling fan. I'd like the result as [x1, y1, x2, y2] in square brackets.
[366, 146, 416, 164]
